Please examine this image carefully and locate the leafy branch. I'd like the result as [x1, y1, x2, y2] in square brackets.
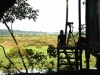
[0, 0, 39, 74]
[0, 45, 21, 73]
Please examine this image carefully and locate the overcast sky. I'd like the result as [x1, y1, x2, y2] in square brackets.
[0, 0, 85, 32]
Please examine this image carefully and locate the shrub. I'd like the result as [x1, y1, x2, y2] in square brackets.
[7, 47, 26, 58]
[25, 49, 47, 70]
[47, 44, 57, 58]
[35, 43, 41, 48]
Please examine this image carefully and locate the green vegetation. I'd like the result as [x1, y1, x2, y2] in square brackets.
[1, 0, 39, 73]
[0, 30, 96, 74]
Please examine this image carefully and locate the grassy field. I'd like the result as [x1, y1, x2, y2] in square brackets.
[0, 34, 97, 70]
[0, 46, 96, 69]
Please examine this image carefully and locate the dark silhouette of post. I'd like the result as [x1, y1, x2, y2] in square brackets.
[65, 0, 68, 38]
[78, 0, 81, 43]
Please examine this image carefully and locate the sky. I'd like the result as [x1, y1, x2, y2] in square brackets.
[0, 0, 85, 32]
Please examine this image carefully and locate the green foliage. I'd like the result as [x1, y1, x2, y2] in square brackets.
[46, 67, 55, 74]
[0, 34, 97, 70]
[0, 60, 4, 68]
[34, 39, 48, 46]
[7, 47, 26, 58]
[35, 43, 41, 49]
[0, 62, 16, 74]
[47, 44, 57, 58]
[0, 1, 39, 73]
[7, 47, 48, 69]
[3, 63, 14, 72]
[25, 49, 47, 70]
[49, 60, 55, 67]
[1, 0, 39, 23]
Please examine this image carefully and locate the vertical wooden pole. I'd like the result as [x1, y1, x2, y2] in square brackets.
[75, 49, 78, 70]
[85, 49, 90, 75]
[78, 0, 81, 42]
[97, 57, 100, 75]
[57, 48, 60, 75]
[78, 0, 83, 71]
[65, 0, 68, 38]
[85, 50, 90, 69]
[80, 49, 82, 70]
[85, 0, 90, 74]
[86, 0, 89, 45]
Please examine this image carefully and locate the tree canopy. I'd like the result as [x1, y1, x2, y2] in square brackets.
[0, 0, 16, 20]
[0, 0, 39, 73]
[1, 0, 39, 24]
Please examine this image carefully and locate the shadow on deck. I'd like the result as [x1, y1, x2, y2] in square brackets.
[58, 69, 98, 75]
[14, 69, 98, 75]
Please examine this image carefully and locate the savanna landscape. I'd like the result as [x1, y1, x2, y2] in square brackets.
[0, 29, 97, 75]
[0, 0, 98, 75]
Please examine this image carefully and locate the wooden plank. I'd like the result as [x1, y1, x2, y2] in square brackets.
[80, 43, 100, 52]
[79, 44, 100, 59]
[59, 63, 80, 65]
[57, 45, 79, 49]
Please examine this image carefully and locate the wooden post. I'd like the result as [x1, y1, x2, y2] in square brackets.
[78, 0, 81, 43]
[57, 48, 60, 74]
[85, 50, 90, 69]
[75, 49, 78, 70]
[65, 0, 68, 38]
[85, 49, 90, 75]
[80, 49, 82, 70]
[97, 57, 100, 75]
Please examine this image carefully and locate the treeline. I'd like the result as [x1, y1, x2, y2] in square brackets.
[0, 29, 59, 36]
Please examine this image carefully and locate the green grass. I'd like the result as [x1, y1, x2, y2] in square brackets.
[0, 46, 96, 70]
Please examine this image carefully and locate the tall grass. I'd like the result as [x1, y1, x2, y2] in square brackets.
[0, 34, 96, 69]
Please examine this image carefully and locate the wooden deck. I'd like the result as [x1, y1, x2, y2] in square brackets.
[57, 45, 79, 49]
[57, 45, 83, 75]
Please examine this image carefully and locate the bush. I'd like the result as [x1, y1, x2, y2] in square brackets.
[47, 44, 57, 58]
[7, 47, 26, 58]
[25, 49, 47, 70]
[35, 43, 41, 48]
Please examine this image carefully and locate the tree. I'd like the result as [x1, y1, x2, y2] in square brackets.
[0, 0, 39, 74]
[0, 0, 16, 20]
[1, 0, 39, 33]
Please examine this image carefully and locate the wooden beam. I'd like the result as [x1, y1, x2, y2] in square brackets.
[65, 0, 68, 37]
[79, 44, 100, 59]
[57, 45, 79, 49]
[86, 0, 89, 45]
[78, 0, 81, 43]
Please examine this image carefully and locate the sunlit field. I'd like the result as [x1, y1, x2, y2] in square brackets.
[0, 33, 96, 70]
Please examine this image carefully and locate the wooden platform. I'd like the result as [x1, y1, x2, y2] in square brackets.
[57, 45, 80, 49]
[58, 69, 98, 75]
[79, 43, 100, 59]
[14, 69, 98, 75]
[57, 45, 82, 73]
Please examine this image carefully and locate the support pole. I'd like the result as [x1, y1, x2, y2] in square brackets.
[97, 57, 100, 75]
[65, 0, 68, 38]
[86, 0, 89, 45]
[85, 50, 90, 70]
[78, 0, 81, 43]
[85, 1, 90, 74]
[80, 49, 82, 70]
